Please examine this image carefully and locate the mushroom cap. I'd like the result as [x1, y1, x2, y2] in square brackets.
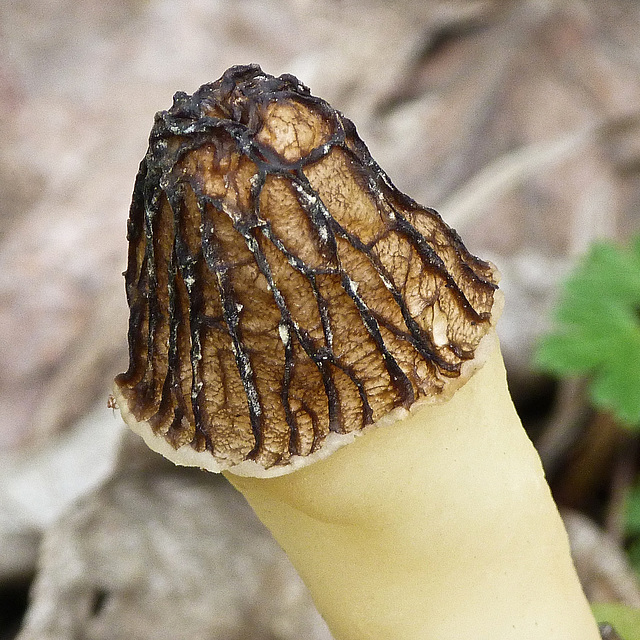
[113, 64, 502, 477]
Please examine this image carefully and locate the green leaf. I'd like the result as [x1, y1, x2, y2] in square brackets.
[534, 235, 640, 428]
[625, 483, 640, 538]
[591, 342, 640, 425]
[627, 538, 640, 575]
[592, 603, 640, 640]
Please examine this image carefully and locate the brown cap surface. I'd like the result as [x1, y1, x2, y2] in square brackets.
[114, 64, 500, 476]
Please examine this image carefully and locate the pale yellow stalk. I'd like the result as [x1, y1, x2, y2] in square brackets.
[227, 339, 599, 640]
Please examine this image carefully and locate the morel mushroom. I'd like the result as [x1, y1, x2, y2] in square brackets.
[114, 64, 600, 639]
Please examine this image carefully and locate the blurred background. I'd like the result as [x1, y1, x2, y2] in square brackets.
[1, 0, 640, 638]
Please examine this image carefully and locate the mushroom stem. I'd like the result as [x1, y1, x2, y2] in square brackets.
[227, 338, 600, 640]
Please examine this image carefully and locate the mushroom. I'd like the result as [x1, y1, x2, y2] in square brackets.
[113, 64, 600, 639]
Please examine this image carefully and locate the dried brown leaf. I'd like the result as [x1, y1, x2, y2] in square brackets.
[18, 436, 332, 640]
